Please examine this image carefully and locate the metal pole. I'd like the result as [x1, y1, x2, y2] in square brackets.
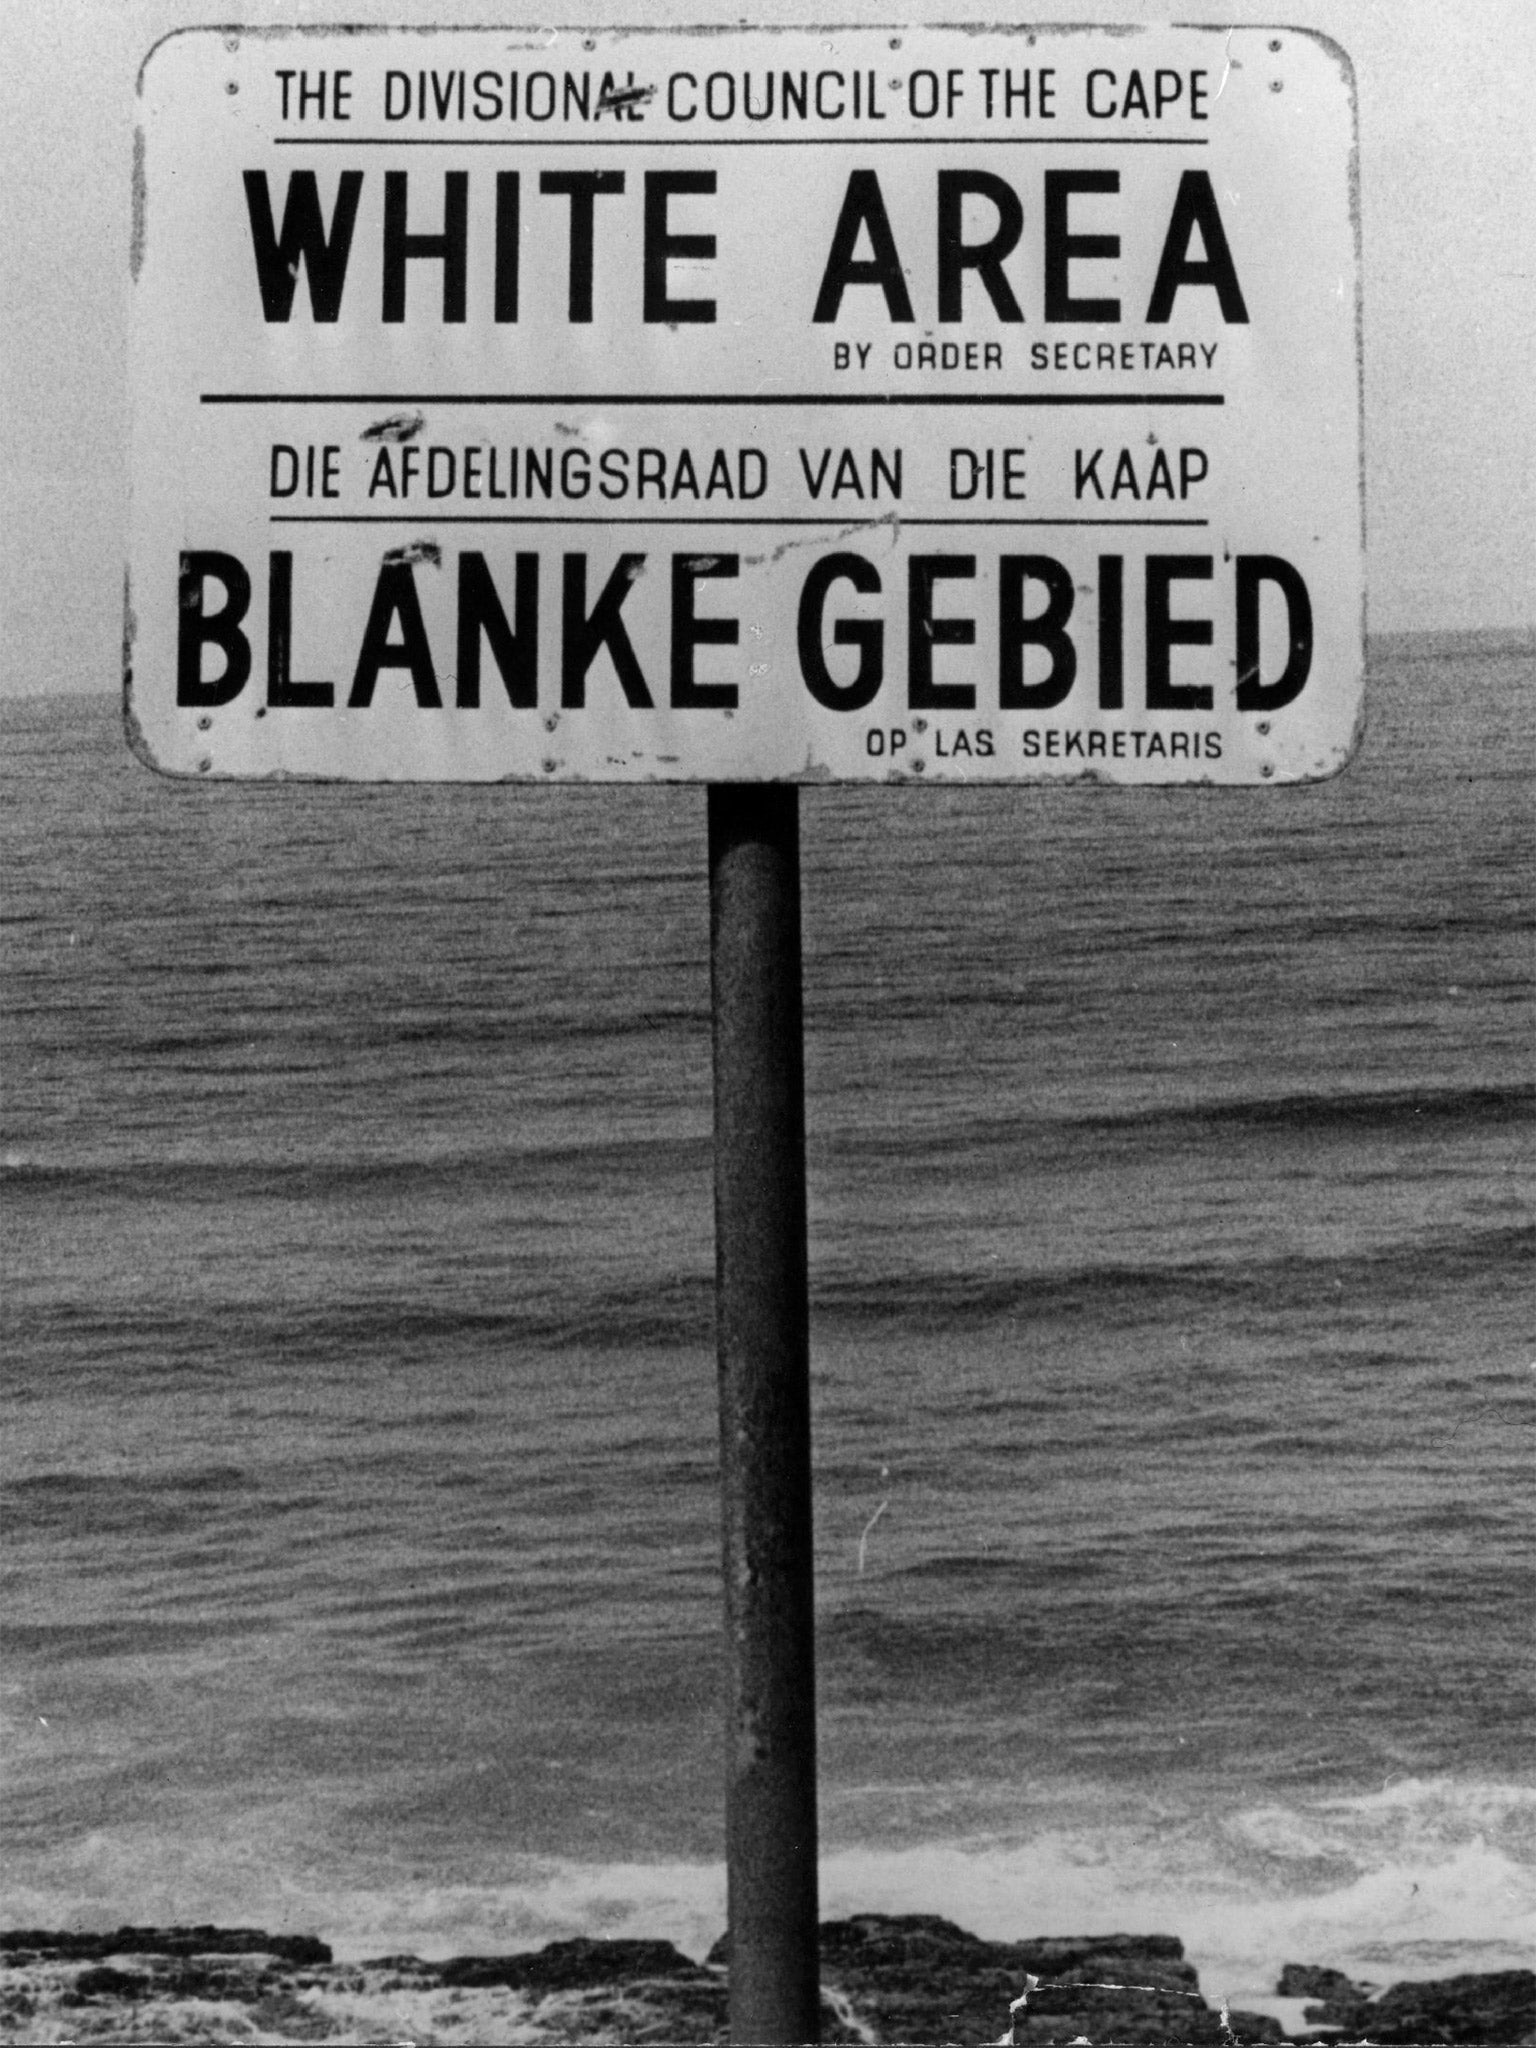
[707, 782, 820, 2046]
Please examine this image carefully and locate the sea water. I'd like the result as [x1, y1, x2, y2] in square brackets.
[2, 634, 1532, 2017]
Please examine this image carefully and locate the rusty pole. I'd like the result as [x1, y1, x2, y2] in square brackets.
[707, 782, 820, 2046]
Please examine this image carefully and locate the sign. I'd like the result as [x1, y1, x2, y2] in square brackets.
[127, 24, 1363, 783]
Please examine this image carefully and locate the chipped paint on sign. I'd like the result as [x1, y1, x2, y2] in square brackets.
[127, 24, 1363, 784]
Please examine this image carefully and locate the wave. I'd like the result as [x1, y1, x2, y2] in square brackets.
[821, 1080, 1536, 1175]
[5, 1223, 1528, 1371]
[5, 1777, 1528, 2015]
[814, 1220, 1533, 1335]
[343, 1774, 1536, 2005]
[0, 1134, 712, 1198]
[1070, 1081, 1536, 1140]
[7, 1076, 1527, 1195]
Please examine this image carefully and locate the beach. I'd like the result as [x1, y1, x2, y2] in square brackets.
[3, 1916, 1534, 2043]
[2, 633, 1532, 2025]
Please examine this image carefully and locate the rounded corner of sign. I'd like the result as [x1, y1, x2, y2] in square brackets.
[1294, 711, 1369, 786]
[135, 22, 214, 95]
[1297, 753, 1356, 788]
[1338, 690, 1370, 775]
[121, 701, 175, 778]
[1276, 25, 1360, 101]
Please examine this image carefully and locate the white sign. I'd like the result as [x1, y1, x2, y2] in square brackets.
[127, 24, 1363, 783]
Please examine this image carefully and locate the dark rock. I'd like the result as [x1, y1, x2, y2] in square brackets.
[732, 1914, 1229, 2046]
[1352, 1968, 1534, 2045]
[803, 1914, 1020, 2045]
[144, 1960, 279, 2002]
[436, 1934, 714, 1993]
[1282, 1964, 1534, 2046]
[3, 1919, 1530, 2046]
[1226, 2012, 1287, 2043]
[536, 1983, 728, 2045]
[62, 1964, 155, 2003]
[1276, 1962, 1370, 2005]
[1012, 1966, 1228, 2047]
[0, 1923, 331, 1966]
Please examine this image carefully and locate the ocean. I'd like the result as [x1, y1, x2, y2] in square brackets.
[2, 633, 1532, 2022]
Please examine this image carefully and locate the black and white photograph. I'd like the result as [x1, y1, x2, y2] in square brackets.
[1, 0, 1531, 2040]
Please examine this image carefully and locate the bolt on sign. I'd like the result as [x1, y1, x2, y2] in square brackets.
[127, 24, 1363, 784]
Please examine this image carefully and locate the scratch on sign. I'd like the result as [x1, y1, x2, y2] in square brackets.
[361, 410, 427, 444]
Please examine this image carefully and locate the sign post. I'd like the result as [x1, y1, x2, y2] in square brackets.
[128, 24, 1363, 2038]
[708, 783, 820, 2043]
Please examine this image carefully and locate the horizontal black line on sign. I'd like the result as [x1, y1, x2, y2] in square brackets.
[272, 134, 1209, 148]
[203, 393, 1226, 408]
[269, 514, 1211, 528]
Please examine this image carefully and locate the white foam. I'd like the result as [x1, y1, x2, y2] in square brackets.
[313, 1778, 1536, 2011]
[7, 1776, 1531, 2017]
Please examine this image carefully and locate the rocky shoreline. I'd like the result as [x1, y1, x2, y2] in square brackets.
[1, 1915, 1530, 2045]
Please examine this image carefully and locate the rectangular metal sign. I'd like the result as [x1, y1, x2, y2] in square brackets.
[127, 24, 1363, 783]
